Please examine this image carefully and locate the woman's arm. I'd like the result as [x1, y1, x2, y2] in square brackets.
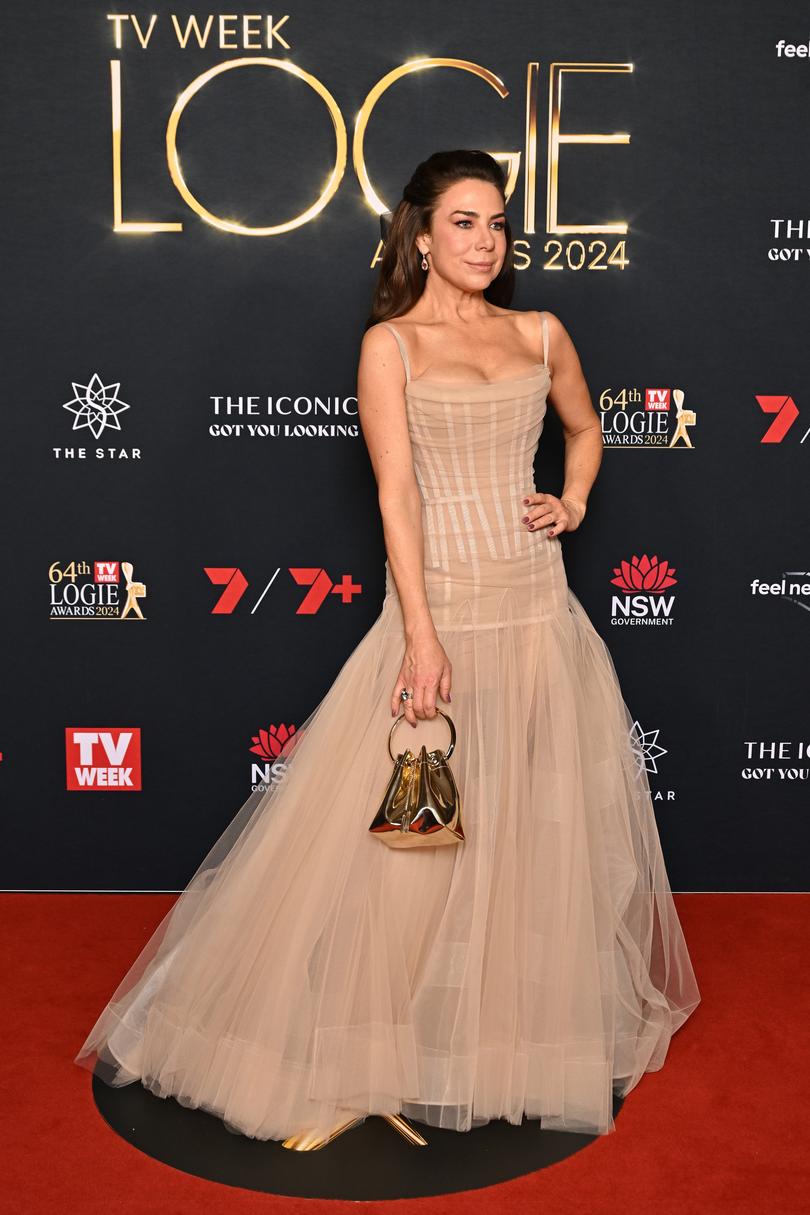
[357, 325, 452, 724]
[356, 324, 437, 642]
[543, 311, 603, 527]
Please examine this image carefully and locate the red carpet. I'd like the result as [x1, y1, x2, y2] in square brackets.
[2, 893, 807, 1212]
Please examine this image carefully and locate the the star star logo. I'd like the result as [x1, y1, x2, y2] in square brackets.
[629, 719, 668, 776]
[63, 374, 130, 439]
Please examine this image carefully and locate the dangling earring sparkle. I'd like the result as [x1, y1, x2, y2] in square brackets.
[421, 251, 429, 271]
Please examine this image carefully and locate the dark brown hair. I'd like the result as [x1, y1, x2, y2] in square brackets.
[365, 149, 516, 329]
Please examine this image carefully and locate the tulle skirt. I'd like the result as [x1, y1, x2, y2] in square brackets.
[74, 542, 701, 1140]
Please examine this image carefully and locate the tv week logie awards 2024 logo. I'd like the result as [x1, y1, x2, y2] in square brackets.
[599, 385, 697, 448]
[49, 560, 147, 620]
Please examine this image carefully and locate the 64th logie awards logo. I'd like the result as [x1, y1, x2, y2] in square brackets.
[49, 560, 147, 620]
[600, 386, 697, 448]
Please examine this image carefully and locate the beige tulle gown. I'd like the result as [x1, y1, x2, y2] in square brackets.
[74, 314, 701, 1139]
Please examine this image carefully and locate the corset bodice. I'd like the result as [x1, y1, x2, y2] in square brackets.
[404, 367, 551, 567]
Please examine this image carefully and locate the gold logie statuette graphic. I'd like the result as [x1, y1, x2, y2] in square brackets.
[669, 388, 696, 449]
[120, 561, 147, 620]
[109, 56, 633, 240]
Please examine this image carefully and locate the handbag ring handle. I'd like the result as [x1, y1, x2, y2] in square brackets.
[388, 708, 456, 761]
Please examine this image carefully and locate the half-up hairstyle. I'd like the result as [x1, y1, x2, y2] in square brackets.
[365, 149, 516, 329]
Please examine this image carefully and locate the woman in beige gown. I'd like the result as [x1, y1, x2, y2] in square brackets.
[74, 149, 700, 1148]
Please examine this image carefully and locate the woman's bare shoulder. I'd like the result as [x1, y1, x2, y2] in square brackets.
[506, 307, 562, 344]
[358, 321, 416, 390]
[363, 316, 422, 348]
[508, 305, 563, 324]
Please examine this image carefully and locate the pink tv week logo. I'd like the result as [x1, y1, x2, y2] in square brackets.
[65, 727, 142, 790]
[609, 554, 679, 625]
[94, 560, 120, 583]
[645, 388, 671, 411]
[203, 567, 362, 614]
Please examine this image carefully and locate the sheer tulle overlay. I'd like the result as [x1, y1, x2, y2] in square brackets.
[74, 317, 700, 1140]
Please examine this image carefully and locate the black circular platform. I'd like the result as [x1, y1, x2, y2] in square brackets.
[92, 1071, 624, 1198]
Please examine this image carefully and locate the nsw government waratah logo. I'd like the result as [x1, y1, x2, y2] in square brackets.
[248, 721, 303, 793]
[610, 553, 678, 626]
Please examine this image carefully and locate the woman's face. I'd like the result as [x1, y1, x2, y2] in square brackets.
[420, 177, 508, 290]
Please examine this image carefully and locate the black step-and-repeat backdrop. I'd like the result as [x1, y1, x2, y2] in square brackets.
[2, 1, 808, 892]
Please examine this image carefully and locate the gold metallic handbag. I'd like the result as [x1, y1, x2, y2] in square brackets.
[368, 709, 464, 848]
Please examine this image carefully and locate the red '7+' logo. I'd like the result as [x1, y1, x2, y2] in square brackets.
[204, 567, 362, 614]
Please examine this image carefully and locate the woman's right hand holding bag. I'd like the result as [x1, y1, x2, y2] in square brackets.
[391, 631, 452, 726]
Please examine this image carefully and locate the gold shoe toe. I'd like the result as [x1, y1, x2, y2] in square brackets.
[281, 1112, 365, 1150]
[281, 1111, 428, 1150]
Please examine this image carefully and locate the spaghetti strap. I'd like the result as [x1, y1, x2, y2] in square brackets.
[541, 313, 549, 367]
[380, 321, 411, 383]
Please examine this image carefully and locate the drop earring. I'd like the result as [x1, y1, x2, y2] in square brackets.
[421, 251, 429, 271]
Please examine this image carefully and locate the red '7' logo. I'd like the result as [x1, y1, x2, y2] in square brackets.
[755, 395, 808, 443]
[204, 567, 362, 614]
